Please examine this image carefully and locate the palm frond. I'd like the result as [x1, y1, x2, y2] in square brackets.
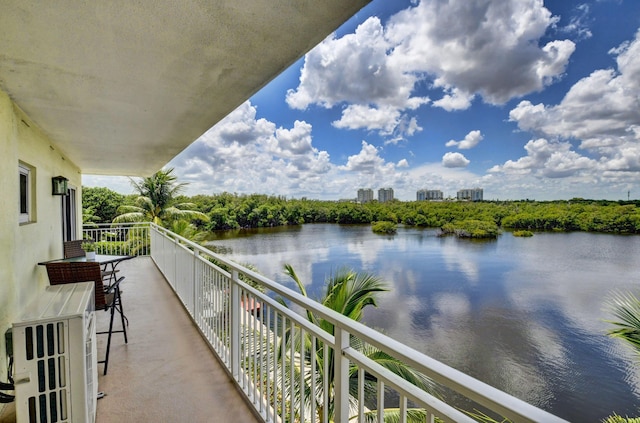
[464, 408, 512, 423]
[163, 206, 210, 222]
[169, 220, 208, 243]
[323, 267, 388, 321]
[357, 408, 437, 423]
[602, 414, 640, 423]
[115, 204, 145, 214]
[173, 202, 200, 210]
[361, 349, 439, 395]
[284, 263, 318, 325]
[112, 211, 146, 223]
[606, 292, 640, 357]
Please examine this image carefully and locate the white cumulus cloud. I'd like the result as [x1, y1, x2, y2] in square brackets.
[442, 152, 471, 168]
[169, 102, 336, 197]
[287, 0, 574, 142]
[508, 29, 640, 175]
[386, 0, 575, 104]
[342, 141, 390, 173]
[286, 17, 427, 111]
[446, 130, 484, 149]
[488, 138, 596, 178]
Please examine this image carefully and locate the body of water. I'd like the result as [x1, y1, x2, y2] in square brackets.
[206, 224, 640, 421]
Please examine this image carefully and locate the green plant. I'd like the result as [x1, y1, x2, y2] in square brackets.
[371, 220, 397, 234]
[464, 409, 512, 423]
[602, 414, 640, 423]
[441, 219, 499, 239]
[81, 241, 96, 252]
[113, 168, 208, 227]
[604, 294, 640, 421]
[606, 292, 640, 359]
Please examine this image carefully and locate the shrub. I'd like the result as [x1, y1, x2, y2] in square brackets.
[371, 221, 397, 234]
[513, 230, 533, 237]
[440, 220, 498, 239]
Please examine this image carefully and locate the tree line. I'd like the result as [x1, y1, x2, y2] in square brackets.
[83, 186, 640, 234]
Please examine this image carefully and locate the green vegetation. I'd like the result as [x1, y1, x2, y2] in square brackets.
[371, 220, 397, 234]
[464, 409, 512, 423]
[85, 187, 640, 235]
[168, 219, 208, 243]
[441, 219, 499, 239]
[112, 168, 209, 227]
[500, 199, 640, 233]
[606, 293, 640, 360]
[603, 415, 640, 423]
[512, 230, 534, 237]
[80, 241, 95, 252]
[83, 169, 208, 255]
[604, 294, 640, 422]
[82, 207, 101, 228]
[193, 195, 640, 234]
[82, 187, 125, 223]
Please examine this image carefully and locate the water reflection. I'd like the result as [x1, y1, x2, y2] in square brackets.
[207, 224, 640, 420]
[440, 237, 483, 284]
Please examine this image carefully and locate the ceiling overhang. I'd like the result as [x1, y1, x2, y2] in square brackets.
[0, 0, 370, 176]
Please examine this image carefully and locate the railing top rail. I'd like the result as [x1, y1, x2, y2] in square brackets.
[150, 223, 567, 422]
[83, 222, 150, 228]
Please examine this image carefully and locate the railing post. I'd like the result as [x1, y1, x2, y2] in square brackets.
[334, 326, 350, 423]
[193, 247, 199, 322]
[172, 232, 177, 288]
[230, 270, 241, 381]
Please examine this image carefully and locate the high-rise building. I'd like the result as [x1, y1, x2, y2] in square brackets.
[378, 187, 394, 203]
[457, 188, 483, 201]
[417, 189, 443, 201]
[357, 188, 374, 203]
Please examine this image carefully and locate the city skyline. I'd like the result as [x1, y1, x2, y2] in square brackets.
[356, 186, 482, 201]
[85, 0, 640, 201]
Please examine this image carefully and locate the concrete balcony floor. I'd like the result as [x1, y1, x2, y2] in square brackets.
[95, 257, 261, 423]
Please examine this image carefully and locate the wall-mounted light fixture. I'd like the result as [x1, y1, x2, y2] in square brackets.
[51, 176, 68, 195]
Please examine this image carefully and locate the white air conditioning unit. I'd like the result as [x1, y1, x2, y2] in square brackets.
[12, 282, 97, 423]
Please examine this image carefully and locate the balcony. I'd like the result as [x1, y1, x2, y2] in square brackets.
[94, 256, 261, 422]
[83, 223, 566, 423]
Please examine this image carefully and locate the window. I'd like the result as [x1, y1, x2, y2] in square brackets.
[19, 163, 31, 223]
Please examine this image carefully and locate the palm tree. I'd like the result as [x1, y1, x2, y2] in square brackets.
[605, 293, 640, 423]
[275, 264, 438, 423]
[113, 168, 208, 226]
[607, 292, 640, 358]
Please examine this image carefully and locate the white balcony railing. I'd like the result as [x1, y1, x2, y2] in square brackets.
[85, 223, 567, 423]
[82, 222, 151, 256]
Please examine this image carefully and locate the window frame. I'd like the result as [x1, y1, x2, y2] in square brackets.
[19, 163, 31, 224]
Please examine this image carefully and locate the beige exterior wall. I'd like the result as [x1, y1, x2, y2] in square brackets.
[0, 88, 82, 387]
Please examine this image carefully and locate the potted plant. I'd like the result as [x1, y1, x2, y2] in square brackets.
[81, 241, 96, 260]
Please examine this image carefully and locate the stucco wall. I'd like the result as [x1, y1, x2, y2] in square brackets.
[0, 88, 82, 388]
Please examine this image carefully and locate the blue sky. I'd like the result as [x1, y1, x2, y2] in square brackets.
[85, 0, 640, 201]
